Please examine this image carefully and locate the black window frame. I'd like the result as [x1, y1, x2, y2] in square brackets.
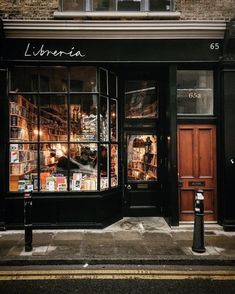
[8, 66, 119, 194]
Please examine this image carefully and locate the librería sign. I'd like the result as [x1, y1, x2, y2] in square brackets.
[24, 42, 86, 58]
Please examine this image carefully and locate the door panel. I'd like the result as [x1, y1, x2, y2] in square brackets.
[178, 124, 217, 221]
[198, 128, 214, 178]
[178, 128, 194, 178]
[124, 132, 161, 216]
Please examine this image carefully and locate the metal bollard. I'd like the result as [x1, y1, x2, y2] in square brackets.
[192, 189, 206, 253]
[24, 189, 33, 252]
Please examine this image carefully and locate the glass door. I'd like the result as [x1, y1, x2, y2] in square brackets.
[124, 131, 162, 215]
[127, 134, 157, 181]
[123, 79, 163, 216]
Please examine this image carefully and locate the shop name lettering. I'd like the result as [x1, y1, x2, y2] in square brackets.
[24, 43, 86, 58]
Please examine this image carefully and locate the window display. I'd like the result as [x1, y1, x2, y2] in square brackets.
[39, 143, 98, 192]
[70, 95, 98, 141]
[40, 94, 68, 141]
[8, 66, 119, 193]
[111, 144, 118, 187]
[9, 94, 38, 142]
[125, 80, 158, 119]
[127, 135, 157, 181]
[100, 96, 108, 141]
[177, 70, 214, 115]
[9, 143, 37, 192]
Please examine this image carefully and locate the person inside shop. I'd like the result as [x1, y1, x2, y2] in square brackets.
[57, 148, 81, 171]
[76, 146, 97, 168]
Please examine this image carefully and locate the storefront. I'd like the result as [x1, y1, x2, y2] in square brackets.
[0, 20, 234, 230]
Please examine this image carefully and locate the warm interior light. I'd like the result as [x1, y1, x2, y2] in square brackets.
[33, 129, 43, 136]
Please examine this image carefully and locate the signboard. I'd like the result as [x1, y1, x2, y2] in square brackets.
[189, 181, 206, 187]
[3, 38, 223, 62]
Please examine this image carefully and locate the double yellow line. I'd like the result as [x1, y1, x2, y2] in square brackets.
[0, 269, 235, 281]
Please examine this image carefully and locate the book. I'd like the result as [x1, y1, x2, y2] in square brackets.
[10, 151, 19, 163]
[18, 180, 25, 192]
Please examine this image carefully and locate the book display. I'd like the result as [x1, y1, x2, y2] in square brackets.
[10, 95, 37, 141]
[9, 66, 119, 193]
[9, 143, 37, 191]
[127, 135, 157, 181]
[111, 144, 118, 187]
[70, 95, 98, 142]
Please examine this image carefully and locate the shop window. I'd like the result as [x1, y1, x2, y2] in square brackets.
[40, 94, 68, 141]
[100, 96, 109, 141]
[125, 80, 158, 119]
[8, 66, 118, 193]
[39, 67, 68, 92]
[127, 134, 157, 181]
[61, 0, 174, 12]
[10, 67, 38, 92]
[177, 70, 214, 115]
[70, 67, 97, 92]
[10, 143, 38, 192]
[70, 94, 98, 141]
[111, 144, 118, 187]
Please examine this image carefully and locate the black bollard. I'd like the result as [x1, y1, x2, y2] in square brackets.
[24, 190, 33, 252]
[192, 189, 206, 253]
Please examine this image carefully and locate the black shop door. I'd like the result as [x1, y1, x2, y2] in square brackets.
[122, 79, 165, 216]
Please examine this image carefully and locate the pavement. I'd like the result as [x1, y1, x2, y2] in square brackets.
[0, 217, 235, 266]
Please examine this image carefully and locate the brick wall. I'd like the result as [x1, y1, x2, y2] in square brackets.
[176, 0, 235, 21]
[0, 0, 234, 20]
[0, 0, 59, 20]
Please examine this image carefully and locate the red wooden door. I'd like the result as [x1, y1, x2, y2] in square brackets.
[178, 125, 217, 222]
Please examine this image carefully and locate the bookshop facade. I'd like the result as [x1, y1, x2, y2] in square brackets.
[0, 20, 235, 230]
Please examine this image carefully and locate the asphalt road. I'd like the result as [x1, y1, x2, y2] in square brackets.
[0, 265, 235, 294]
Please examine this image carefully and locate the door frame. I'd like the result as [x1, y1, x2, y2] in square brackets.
[177, 124, 218, 222]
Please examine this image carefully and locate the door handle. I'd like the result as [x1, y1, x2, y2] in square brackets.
[127, 184, 132, 190]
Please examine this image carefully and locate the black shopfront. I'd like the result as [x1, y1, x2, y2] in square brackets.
[0, 29, 235, 230]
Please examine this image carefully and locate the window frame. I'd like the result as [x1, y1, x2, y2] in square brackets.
[176, 69, 215, 117]
[60, 0, 174, 12]
[8, 66, 119, 194]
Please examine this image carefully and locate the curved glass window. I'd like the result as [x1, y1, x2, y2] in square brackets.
[8, 66, 118, 192]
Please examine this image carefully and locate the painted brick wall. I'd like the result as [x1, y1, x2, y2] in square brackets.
[0, 0, 234, 20]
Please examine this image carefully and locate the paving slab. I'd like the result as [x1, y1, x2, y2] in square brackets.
[0, 218, 234, 266]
